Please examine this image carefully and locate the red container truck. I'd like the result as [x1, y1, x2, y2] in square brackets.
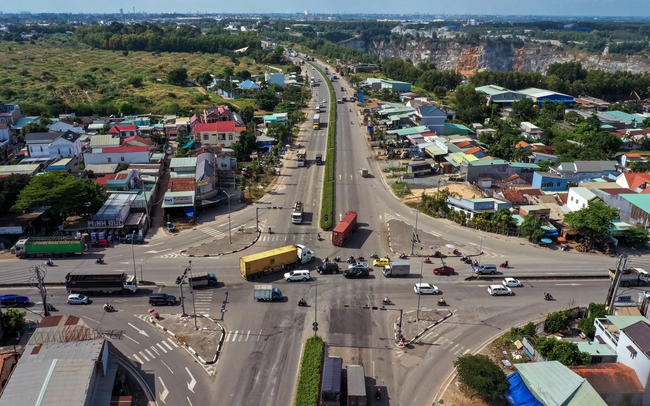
[332, 211, 357, 246]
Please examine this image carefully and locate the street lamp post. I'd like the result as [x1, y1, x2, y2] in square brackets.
[478, 234, 485, 268]
[187, 261, 197, 330]
[223, 191, 234, 244]
[416, 256, 424, 321]
[130, 230, 137, 277]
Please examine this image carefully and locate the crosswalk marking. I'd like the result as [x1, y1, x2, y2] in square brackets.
[162, 341, 173, 351]
[132, 354, 143, 364]
[144, 349, 155, 359]
[200, 228, 227, 238]
[151, 345, 160, 356]
[160, 253, 180, 259]
[156, 343, 168, 353]
[139, 351, 150, 362]
[167, 338, 178, 348]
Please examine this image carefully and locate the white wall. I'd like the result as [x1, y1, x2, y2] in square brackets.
[28, 143, 51, 158]
[83, 151, 150, 165]
[567, 188, 593, 212]
[617, 332, 650, 389]
[50, 139, 82, 159]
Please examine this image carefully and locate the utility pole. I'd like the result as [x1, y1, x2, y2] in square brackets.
[411, 209, 420, 256]
[31, 265, 50, 317]
[606, 255, 627, 312]
[176, 261, 192, 317]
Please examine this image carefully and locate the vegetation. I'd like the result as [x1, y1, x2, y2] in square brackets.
[519, 215, 546, 243]
[577, 303, 608, 338]
[453, 354, 510, 402]
[534, 336, 591, 366]
[294, 336, 324, 406]
[623, 226, 649, 249]
[316, 65, 336, 230]
[12, 171, 104, 219]
[0, 174, 32, 214]
[544, 310, 569, 333]
[1, 308, 26, 337]
[564, 201, 619, 248]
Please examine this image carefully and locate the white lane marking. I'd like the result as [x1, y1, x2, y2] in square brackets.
[158, 377, 169, 404]
[167, 338, 179, 348]
[161, 359, 173, 373]
[162, 341, 173, 351]
[144, 349, 155, 359]
[132, 354, 143, 364]
[186, 367, 197, 392]
[139, 351, 150, 362]
[156, 343, 168, 353]
[124, 334, 139, 344]
[150, 345, 160, 356]
[128, 323, 149, 337]
[246, 330, 250, 341]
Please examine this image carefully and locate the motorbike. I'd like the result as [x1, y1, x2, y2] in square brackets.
[46, 303, 57, 312]
[349, 109, 352, 112]
[375, 388, 381, 400]
[544, 293, 554, 301]
[464, 257, 473, 264]
[370, 253, 379, 259]
[268, 228, 273, 234]
[500, 261, 509, 268]
[347, 256, 356, 264]
[424, 257, 432, 264]
[44, 259, 54, 266]
[453, 249, 460, 255]
[103, 304, 115, 312]
[433, 251, 443, 258]
[317, 233, 322, 241]
[95, 258, 105, 265]
[437, 299, 449, 307]
[357, 255, 365, 262]
[298, 299, 308, 307]
[399, 252, 407, 259]
[382, 298, 393, 305]
[334, 255, 341, 262]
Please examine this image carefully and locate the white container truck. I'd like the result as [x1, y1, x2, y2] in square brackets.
[254, 284, 283, 301]
[382, 261, 410, 277]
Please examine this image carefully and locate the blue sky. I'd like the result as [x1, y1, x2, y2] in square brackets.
[1, 0, 649, 17]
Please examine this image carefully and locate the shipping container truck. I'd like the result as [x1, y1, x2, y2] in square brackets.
[240, 244, 315, 280]
[187, 272, 218, 288]
[65, 272, 137, 295]
[313, 114, 321, 130]
[347, 365, 367, 406]
[253, 284, 283, 301]
[382, 261, 410, 277]
[332, 211, 357, 247]
[315, 153, 323, 165]
[15, 235, 90, 258]
[610, 267, 649, 287]
[292, 201, 304, 224]
[359, 168, 368, 178]
[297, 149, 307, 167]
[321, 356, 343, 406]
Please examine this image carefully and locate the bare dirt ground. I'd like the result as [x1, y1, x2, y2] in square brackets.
[402, 183, 481, 204]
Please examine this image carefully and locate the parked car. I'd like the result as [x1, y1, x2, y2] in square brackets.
[92, 239, 110, 248]
[317, 263, 340, 275]
[414, 283, 440, 295]
[434, 266, 455, 276]
[502, 278, 523, 287]
[67, 293, 89, 305]
[344, 263, 369, 279]
[121, 234, 144, 244]
[0, 294, 29, 307]
[372, 257, 390, 267]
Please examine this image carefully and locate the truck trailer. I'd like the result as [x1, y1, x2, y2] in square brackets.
[297, 149, 307, 167]
[15, 235, 89, 258]
[187, 272, 218, 288]
[610, 267, 649, 287]
[313, 114, 321, 130]
[383, 261, 410, 277]
[240, 244, 315, 280]
[347, 365, 367, 406]
[321, 356, 343, 406]
[292, 201, 304, 224]
[253, 284, 283, 301]
[65, 272, 138, 295]
[332, 211, 357, 247]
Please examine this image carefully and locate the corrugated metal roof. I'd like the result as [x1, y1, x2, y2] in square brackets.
[170, 157, 197, 168]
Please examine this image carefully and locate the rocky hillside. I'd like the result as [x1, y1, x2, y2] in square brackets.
[351, 40, 650, 76]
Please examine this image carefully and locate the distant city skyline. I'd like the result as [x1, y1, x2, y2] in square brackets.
[1, 0, 649, 18]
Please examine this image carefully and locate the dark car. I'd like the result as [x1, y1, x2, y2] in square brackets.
[0, 294, 29, 307]
[149, 293, 176, 306]
[317, 263, 340, 275]
[92, 239, 110, 248]
[121, 234, 144, 244]
[434, 266, 455, 276]
[344, 264, 369, 279]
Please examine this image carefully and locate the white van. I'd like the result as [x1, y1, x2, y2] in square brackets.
[284, 270, 311, 282]
[487, 285, 513, 296]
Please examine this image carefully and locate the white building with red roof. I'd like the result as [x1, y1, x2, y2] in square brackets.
[192, 121, 240, 147]
[108, 124, 138, 138]
[83, 146, 150, 165]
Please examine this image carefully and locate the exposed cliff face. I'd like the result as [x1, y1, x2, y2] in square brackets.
[347, 40, 650, 76]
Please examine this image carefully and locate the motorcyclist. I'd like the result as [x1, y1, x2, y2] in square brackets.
[383, 296, 390, 304]
[317, 233, 321, 240]
[46, 258, 53, 266]
[268, 227, 272, 234]
[335, 255, 341, 262]
[438, 298, 446, 305]
[298, 298, 306, 306]
[324, 257, 329, 263]
[425, 256, 431, 263]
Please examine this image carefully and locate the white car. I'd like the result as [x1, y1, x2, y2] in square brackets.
[487, 285, 513, 296]
[502, 278, 523, 287]
[322, 99, 327, 103]
[414, 283, 440, 295]
[67, 293, 89, 305]
[283, 270, 312, 282]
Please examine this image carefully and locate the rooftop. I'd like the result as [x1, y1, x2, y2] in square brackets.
[621, 321, 650, 359]
[570, 363, 644, 395]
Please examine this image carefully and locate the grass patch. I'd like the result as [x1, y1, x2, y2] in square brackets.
[313, 64, 336, 230]
[294, 336, 324, 406]
[391, 181, 412, 198]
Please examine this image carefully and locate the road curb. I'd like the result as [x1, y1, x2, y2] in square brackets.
[181, 229, 261, 257]
[407, 309, 453, 346]
[464, 274, 609, 281]
[386, 219, 395, 254]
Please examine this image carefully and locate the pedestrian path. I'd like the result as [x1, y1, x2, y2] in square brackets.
[191, 291, 214, 315]
[200, 227, 227, 239]
[258, 234, 319, 243]
[224, 329, 262, 344]
[129, 337, 179, 366]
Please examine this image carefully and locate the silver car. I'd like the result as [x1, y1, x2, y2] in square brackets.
[67, 293, 89, 305]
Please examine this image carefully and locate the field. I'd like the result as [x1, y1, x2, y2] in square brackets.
[0, 36, 272, 114]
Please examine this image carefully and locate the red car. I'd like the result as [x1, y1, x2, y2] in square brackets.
[434, 266, 455, 275]
[92, 239, 110, 248]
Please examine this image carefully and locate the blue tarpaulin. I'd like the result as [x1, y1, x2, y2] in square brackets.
[504, 372, 542, 406]
[182, 140, 195, 150]
[183, 206, 195, 218]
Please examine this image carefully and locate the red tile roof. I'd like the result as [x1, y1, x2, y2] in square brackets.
[515, 141, 531, 149]
[500, 189, 526, 203]
[570, 363, 644, 394]
[622, 173, 650, 190]
[625, 153, 642, 158]
[502, 174, 521, 183]
[455, 141, 473, 149]
[94, 174, 119, 185]
[192, 121, 236, 133]
[168, 178, 195, 192]
[108, 124, 138, 133]
[122, 135, 155, 146]
[464, 147, 482, 155]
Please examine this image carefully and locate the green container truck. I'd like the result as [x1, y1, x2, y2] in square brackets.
[15, 236, 89, 258]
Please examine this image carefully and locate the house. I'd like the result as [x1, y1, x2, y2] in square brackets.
[47, 120, 85, 134]
[519, 205, 551, 219]
[108, 124, 138, 138]
[550, 161, 618, 183]
[238, 80, 260, 91]
[527, 151, 558, 164]
[89, 134, 121, 148]
[24, 132, 61, 159]
[407, 162, 433, 176]
[195, 152, 225, 207]
[122, 135, 156, 151]
[567, 187, 600, 211]
[446, 196, 512, 219]
[24, 130, 82, 160]
[464, 160, 539, 183]
[263, 113, 289, 127]
[83, 146, 150, 165]
[0, 101, 21, 126]
[416, 104, 446, 135]
[619, 153, 645, 169]
[192, 121, 239, 147]
[570, 363, 645, 406]
[381, 80, 412, 93]
[495, 189, 527, 206]
[203, 105, 232, 123]
[474, 85, 526, 106]
[363, 78, 383, 91]
[532, 172, 568, 191]
[615, 172, 650, 192]
[0, 353, 17, 389]
[520, 122, 542, 138]
[504, 361, 607, 406]
[265, 72, 285, 87]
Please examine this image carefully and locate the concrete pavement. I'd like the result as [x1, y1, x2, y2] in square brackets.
[150, 313, 224, 364]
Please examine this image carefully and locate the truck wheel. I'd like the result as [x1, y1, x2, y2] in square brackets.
[623, 281, 630, 287]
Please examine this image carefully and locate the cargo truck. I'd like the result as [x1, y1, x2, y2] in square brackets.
[65, 272, 138, 295]
[332, 211, 357, 247]
[292, 201, 304, 224]
[347, 365, 367, 406]
[15, 235, 90, 258]
[321, 356, 343, 406]
[610, 267, 649, 287]
[240, 244, 316, 280]
[383, 261, 410, 277]
[253, 284, 283, 301]
[187, 272, 218, 288]
[297, 149, 307, 167]
[313, 114, 321, 130]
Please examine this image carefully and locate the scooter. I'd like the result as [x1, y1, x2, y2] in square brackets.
[268, 228, 273, 234]
[95, 258, 105, 265]
[544, 293, 554, 301]
[424, 257, 432, 264]
[103, 304, 115, 312]
[453, 249, 460, 255]
[382, 298, 393, 305]
[334, 255, 341, 262]
[375, 388, 381, 400]
[500, 261, 509, 268]
[357, 255, 365, 262]
[437, 300, 449, 306]
[46, 303, 57, 312]
[298, 299, 308, 307]
[399, 252, 407, 259]
[347, 256, 356, 264]
[317, 233, 323, 241]
[370, 253, 379, 259]
[44, 259, 54, 267]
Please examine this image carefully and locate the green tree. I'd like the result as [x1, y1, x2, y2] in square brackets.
[519, 215, 546, 243]
[240, 105, 255, 124]
[534, 337, 590, 366]
[118, 102, 136, 116]
[196, 72, 213, 88]
[623, 226, 649, 248]
[12, 172, 104, 219]
[643, 117, 650, 129]
[578, 303, 608, 338]
[127, 75, 143, 87]
[544, 310, 569, 333]
[175, 147, 189, 158]
[453, 354, 509, 401]
[452, 84, 489, 124]
[167, 67, 188, 86]
[255, 89, 279, 111]
[20, 121, 49, 136]
[511, 98, 538, 122]
[239, 175, 247, 198]
[564, 200, 618, 247]
[267, 122, 290, 145]
[1, 307, 26, 336]
[0, 174, 32, 214]
[536, 160, 553, 173]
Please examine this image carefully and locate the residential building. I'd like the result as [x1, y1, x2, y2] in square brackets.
[596, 193, 650, 227]
[446, 196, 512, 219]
[263, 113, 289, 127]
[203, 105, 232, 123]
[567, 187, 599, 211]
[570, 363, 645, 406]
[474, 85, 526, 106]
[0, 353, 17, 389]
[265, 72, 284, 87]
[532, 172, 568, 191]
[520, 121, 542, 138]
[24, 130, 82, 160]
[108, 124, 138, 138]
[463, 160, 539, 183]
[50, 130, 82, 159]
[89, 134, 121, 148]
[238, 79, 260, 91]
[47, 120, 85, 134]
[619, 153, 645, 169]
[83, 146, 150, 165]
[195, 152, 223, 207]
[550, 161, 618, 183]
[192, 121, 239, 147]
[495, 189, 527, 206]
[526, 151, 558, 164]
[122, 135, 156, 151]
[363, 78, 383, 91]
[616, 172, 650, 192]
[0, 101, 21, 126]
[416, 104, 446, 135]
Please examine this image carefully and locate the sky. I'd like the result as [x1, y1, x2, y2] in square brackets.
[1, 0, 649, 18]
